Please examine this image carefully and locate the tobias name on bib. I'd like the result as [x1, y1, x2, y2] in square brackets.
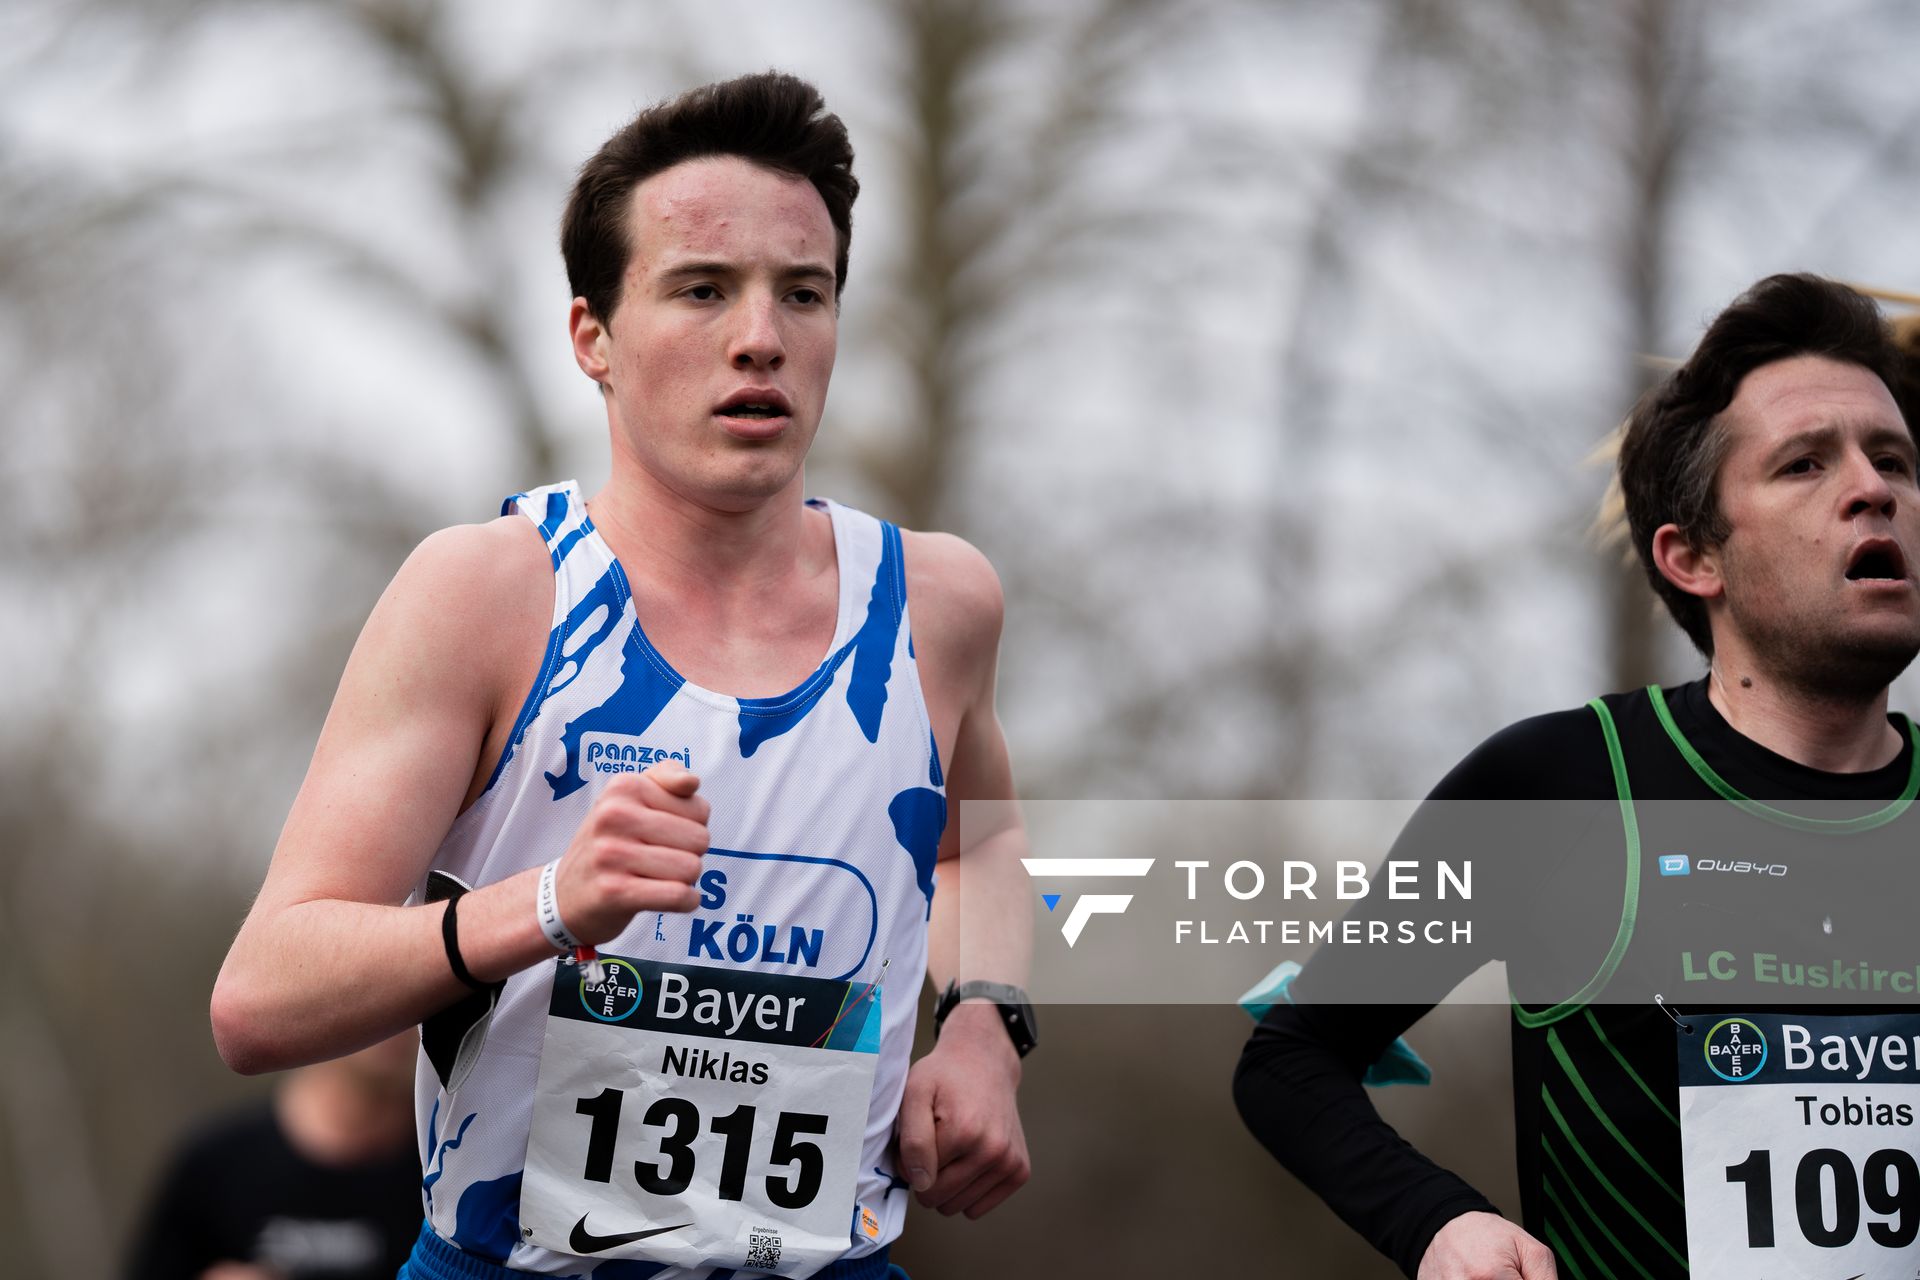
[1678, 1010, 1920, 1280]
[521, 956, 883, 1276]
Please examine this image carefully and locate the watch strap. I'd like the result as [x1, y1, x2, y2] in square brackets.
[935, 979, 1038, 1057]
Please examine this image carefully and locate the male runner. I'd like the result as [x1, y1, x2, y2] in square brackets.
[1235, 274, 1920, 1279]
[213, 72, 1035, 1279]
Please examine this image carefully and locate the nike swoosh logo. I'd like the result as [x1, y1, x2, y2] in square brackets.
[568, 1214, 690, 1253]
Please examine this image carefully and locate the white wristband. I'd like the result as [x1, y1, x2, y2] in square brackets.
[536, 859, 582, 953]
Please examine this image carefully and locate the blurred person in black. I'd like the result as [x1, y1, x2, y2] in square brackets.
[127, 1034, 419, 1280]
[1235, 274, 1920, 1279]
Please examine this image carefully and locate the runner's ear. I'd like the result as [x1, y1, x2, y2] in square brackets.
[569, 297, 612, 388]
[1650, 524, 1723, 602]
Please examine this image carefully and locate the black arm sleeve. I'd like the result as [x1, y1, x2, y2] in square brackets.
[1233, 1001, 1500, 1276]
[1231, 708, 1617, 1276]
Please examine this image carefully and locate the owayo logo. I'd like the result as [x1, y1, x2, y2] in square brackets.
[579, 959, 644, 1023]
[1019, 858, 1155, 947]
[1704, 1016, 1768, 1082]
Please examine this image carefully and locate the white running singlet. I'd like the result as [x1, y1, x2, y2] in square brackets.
[413, 481, 946, 1276]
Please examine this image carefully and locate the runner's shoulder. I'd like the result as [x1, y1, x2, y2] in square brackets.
[1430, 699, 1625, 802]
[359, 518, 551, 694]
[402, 516, 549, 594]
[899, 529, 1003, 655]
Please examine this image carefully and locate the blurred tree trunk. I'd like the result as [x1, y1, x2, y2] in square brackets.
[865, 0, 1176, 531]
[1608, 0, 1700, 690]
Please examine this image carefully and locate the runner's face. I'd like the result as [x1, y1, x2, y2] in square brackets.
[596, 156, 838, 509]
[1712, 355, 1920, 694]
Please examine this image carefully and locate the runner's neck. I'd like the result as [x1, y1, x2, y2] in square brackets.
[1704, 663, 1900, 774]
[587, 463, 825, 602]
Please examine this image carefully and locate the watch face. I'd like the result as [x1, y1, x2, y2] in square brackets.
[1004, 1000, 1037, 1056]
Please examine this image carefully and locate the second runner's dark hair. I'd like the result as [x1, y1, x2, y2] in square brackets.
[1618, 273, 1913, 656]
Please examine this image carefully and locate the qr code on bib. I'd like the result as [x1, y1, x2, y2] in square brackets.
[745, 1228, 781, 1271]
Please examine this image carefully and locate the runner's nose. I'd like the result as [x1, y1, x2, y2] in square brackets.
[1843, 449, 1897, 521]
[729, 295, 785, 371]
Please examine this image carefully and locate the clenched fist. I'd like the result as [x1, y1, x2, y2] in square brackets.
[1419, 1212, 1557, 1280]
[550, 763, 710, 945]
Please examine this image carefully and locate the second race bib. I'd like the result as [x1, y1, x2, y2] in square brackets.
[1678, 1010, 1920, 1280]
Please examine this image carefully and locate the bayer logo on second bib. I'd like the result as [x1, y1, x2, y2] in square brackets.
[1703, 1017, 1768, 1082]
[579, 959, 644, 1023]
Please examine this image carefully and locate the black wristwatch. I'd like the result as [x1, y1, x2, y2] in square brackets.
[933, 979, 1038, 1057]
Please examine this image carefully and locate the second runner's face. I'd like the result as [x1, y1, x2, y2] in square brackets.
[1712, 354, 1920, 687]
[583, 155, 839, 510]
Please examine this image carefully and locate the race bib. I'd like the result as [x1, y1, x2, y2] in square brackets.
[1679, 1011, 1920, 1279]
[520, 956, 882, 1276]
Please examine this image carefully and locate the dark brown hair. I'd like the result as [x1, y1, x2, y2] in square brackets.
[561, 71, 858, 325]
[1618, 273, 1911, 655]
[1891, 311, 1920, 430]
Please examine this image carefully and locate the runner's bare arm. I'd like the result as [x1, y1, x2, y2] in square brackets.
[211, 518, 708, 1075]
[893, 531, 1032, 1217]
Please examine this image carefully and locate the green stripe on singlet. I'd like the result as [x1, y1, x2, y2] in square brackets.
[1543, 1176, 1621, 1280]
[1546, 1027, 1682, 1203]
[1647, 684, 1920, 831]
[1541, 1087, 1689, 1270]
[1542, 1221, 1590, 1280]
[1541, 1134, 1667, 1280]
[1582, 1008, 1678, 1129]
[1513, 698, 1642, 1029]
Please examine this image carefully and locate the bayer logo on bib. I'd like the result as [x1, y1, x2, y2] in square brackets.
[579, 959, 645, 1023]
[1702, 1016, 1767, 1081]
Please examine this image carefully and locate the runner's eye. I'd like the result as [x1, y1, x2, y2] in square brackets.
[1783, 457, 1818, 476]
[684, 284, 720, 302]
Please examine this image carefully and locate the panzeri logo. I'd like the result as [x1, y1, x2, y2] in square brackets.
[583, 733, 691, 777]
[1704, 1016, 1768, 1082]
[1020, 858, 1155, 947]
[1659, 854, 1690, 876]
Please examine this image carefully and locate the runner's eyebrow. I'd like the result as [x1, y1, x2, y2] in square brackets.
[656, 262, 836, 286]
[1765, 425, 1840, 466]
[784, 265, 836, 290]
[657, 261, 739, 285]
[1860, 424, 1920, 459]
[1763, 423, 1917, 468]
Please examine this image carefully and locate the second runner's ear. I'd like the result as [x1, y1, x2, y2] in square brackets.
[1649, 523, 1724, 603]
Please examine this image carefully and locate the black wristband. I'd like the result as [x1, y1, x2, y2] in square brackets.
[440, 893, 488, 992]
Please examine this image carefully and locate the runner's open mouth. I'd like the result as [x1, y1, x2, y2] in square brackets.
[716, 392, 792, 419]
[1845, 542, 1908, 581]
